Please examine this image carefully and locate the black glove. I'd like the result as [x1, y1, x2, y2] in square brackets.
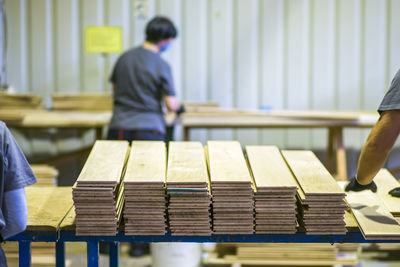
[345, 176, 377, 193]
[389, 187, 400, 198]
[176, 105, 186, 116]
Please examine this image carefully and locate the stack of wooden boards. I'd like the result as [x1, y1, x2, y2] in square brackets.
[282, 150, 347, 235]
[123, 141, 167, 235]
[30, 164, 58, 186]
[72, 141, 129, 236]
[207, 141, 254, 234]
[340, 169, 400, 240]
[166, 141, 212, 236]
[51, 93, 112, 111]
[246, 146, 298, 234]
[204, 243, 360, 266]
[0, 91, 43, 109]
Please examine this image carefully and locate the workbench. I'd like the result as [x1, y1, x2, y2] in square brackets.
[5, 186, 400, 267]
[175, 110, 379, 180]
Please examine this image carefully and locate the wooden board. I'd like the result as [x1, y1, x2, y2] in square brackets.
[76, 140, 129, 185]
[26, 187, 73, 231]
[373, 169, 400, 215]
[246, 145, 298, 190]
[124, 141, 166, 183]
[51, 93, 112, 111]
[166, 141, 209, 185]
[344, 189, 400, 240]
[207, 141, 253, 184]
[281, 150, 344, 195]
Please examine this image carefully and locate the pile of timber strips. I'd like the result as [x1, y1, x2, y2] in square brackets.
[0, 91, 43, 109]
[246, 146, 298, 234]
[30, 164, 59, 186]
[339, 170, 400, 240]
[123, 141, 167, 235]
[206, 243, 360, 266]
[51, 93, 112, 111]
[166, 141, 212, 236]
[282, 150, 347, 235]
[72, 140, 129, 236]
[207, 141, 254, 234]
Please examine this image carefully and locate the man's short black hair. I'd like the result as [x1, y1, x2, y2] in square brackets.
[145, 16, 178, 44]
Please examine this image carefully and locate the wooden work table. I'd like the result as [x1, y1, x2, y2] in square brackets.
[168, 110, 379, 181]
[0, 109, 379, 180]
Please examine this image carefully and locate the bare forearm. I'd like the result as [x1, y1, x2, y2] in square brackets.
[357, 111, 400, 184]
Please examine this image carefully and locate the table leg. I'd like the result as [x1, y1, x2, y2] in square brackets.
[335, 128, 347, 181]
[95, 127, 103, 140]
[109, 242, 119, 267]
[56, 241, 65, 267]
[327, 127, 336, 174]
[19, 241, 31, 267]
[87, 241, 99, 267]
[183, 127, 190, 141]
[327, 127, 347, 180]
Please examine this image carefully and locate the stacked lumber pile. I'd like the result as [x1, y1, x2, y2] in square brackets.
[3, 242, 56, 267]
[51, 93, 112, 111]
[207, 141, 254, 234]
[72, 140, 129, 236]
[166, 141, 212, 236]
[30, 164, 58, 186]
[203, 243, 360, 266]
[246, 146, 298, 234]
[0, 91, 43, 109]
[123, 141, 167, 235]
[282, 150, 347, 235]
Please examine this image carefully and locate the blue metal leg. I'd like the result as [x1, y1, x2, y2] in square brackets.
[19, 241, 31, 267]
[109, 242, 119, 267]
[56, 241, 65, 267]
[87, 241, 99, 267]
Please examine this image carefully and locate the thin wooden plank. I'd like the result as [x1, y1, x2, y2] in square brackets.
[124, 141, 166, 183]
[76, 140, 129, 184]
[246, 146, 298, 189]
[344, 190, 400, 240]
[166, 141, 209, 184]
[26, 187, 73, 231]
[281, 150, 343, 195]
[207, 141, 252, 184]
[371, 169, 400, 215]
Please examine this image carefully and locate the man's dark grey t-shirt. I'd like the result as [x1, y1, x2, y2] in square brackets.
[109, 46, 176, 134]
[379, 69, 400, 113]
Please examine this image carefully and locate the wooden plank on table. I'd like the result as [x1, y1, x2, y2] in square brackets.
[246, 146, 298, 190]
[374, 169, 400, 215]
[26, 187, 73, 231]
[207, 141, 252, 184]
[167, 141, 209, 185]
[76, 140, 130, 185]
[281, 150, 343, 195]
[344, 189, 400, 240]
[124, 141, 166, 183]
[52, 93, 112, 111]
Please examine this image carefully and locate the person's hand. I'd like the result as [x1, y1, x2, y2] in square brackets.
[345, 176, 377, 193]
[176, 105, 185, 116]
[389, 187, 400, 198]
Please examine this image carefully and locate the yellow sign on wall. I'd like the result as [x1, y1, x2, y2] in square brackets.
[85, 26, 123, 53]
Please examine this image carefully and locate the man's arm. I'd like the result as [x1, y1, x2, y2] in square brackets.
[1, 188, 28, 240]
[356, 110, 400, 185]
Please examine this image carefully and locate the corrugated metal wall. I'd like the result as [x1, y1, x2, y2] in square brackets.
[4, 0, 400, 153]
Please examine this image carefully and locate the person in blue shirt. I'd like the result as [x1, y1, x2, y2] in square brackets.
[0, 121, 37, 266]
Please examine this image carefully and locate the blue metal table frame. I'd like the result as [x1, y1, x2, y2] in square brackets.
[7, 230, 400, 267]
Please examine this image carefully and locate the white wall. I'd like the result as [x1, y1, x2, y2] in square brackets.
[4, 0, 400, 152]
